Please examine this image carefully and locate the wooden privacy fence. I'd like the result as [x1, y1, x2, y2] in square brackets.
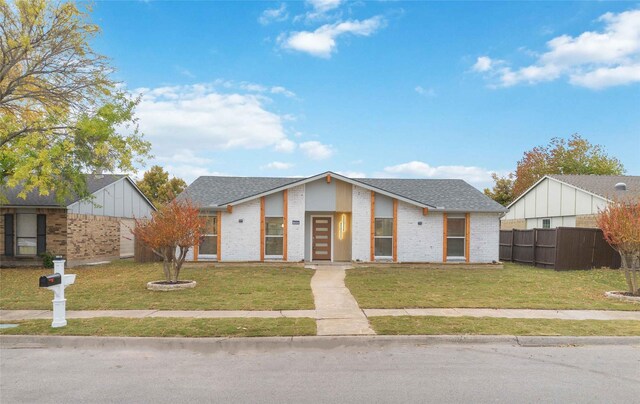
[500, 227, 621, 270]
[134, 238, 162, 263]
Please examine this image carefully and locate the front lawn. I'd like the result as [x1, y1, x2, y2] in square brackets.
[0, 261, 314, 311]
[0, 317, 316, 337]
[370, 316, 640, 336]
[346, 263, 639, 310]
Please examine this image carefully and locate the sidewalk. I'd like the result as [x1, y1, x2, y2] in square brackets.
[2, 307, 638, 322]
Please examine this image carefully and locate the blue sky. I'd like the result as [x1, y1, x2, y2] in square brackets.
[90, 1, 640, 189]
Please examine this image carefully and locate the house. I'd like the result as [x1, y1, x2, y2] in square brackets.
[501, 174, 640, 230]
[1, 174, 156, 267]
[177, 171, 506, 263]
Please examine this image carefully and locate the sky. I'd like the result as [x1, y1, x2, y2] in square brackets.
[89, 0, 640, 189]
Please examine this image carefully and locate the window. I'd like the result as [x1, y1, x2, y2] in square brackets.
[16, 214, 37, 256]
[265, 217, 284, 257]
[374, 218, 393, 257]
[199, 215, 217, 256]
[542, 219, 551, 229]
[447, 216, 466, 259]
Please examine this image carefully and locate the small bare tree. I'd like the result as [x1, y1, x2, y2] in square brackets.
[133, 199, 204, 283]
[597, 199, 640, 295]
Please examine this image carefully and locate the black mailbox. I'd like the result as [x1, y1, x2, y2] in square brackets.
[39, 274, 61, 288]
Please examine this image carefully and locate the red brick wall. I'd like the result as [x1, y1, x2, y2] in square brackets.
[66, 213, 120, 261]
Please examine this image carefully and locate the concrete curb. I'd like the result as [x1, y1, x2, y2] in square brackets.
[2, 335, 639, 353]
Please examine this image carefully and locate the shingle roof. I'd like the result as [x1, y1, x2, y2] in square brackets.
[549, 174, 640, 202]
[178, 172, 507, 213]
[2, 174, 126, 207]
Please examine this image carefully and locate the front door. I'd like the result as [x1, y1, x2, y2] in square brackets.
[312, 217, 332, 261]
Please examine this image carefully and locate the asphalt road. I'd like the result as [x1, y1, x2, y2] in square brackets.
[1, 341, 639, 403]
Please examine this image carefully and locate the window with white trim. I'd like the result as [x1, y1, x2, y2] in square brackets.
[16, 213, 37, 256]
[542, 218, 551, 229]
[447, 216, 466, 260]
[198, 215, 217, 257]
[374, 218, 393, 257]
[265, 217, 284, 257]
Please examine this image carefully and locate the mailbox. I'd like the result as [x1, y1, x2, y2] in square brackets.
[39, 273, 62, 287]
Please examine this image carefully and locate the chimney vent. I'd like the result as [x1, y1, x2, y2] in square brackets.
[615, 182, 627, 191]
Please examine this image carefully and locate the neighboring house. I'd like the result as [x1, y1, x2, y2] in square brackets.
[177, 171, 506, 263]
[501, 174, 640, 230]
[1, 174, 156, 267]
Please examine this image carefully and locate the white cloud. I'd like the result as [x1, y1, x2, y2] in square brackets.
[156, 149, 212, 166]
[262, 161, 294, 170]
[162, 164, 225, 185]
[279, 16, 385, 58]
[415, 86, 436, 97]
[133, 83, 296, 154]
[275, 138, 296, 153]
[299, 141, 334, 160]
[308, 0, 343, 13]
[472, 56, 494, 72]
[474, 9, 640, 89]
[270, 86, 296, 98]
[259, 3, 289, 25]
[383, 161, 494, 186]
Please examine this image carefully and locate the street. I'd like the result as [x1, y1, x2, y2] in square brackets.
[1, 340, 639, 403]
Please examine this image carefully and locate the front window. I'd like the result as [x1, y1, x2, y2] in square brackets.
[447, 216, 466, 259]
[374, 218, 393, 257]
[199, 215, 217, 256]
[265, 217, 284, 257]
[16, 214, 37, 256]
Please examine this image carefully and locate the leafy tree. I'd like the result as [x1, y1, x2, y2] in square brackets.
[0, 0, 150, 203]
[133, 199, 204, 284]
[483, 173, 514, 206]
[136, 165, 187, 206]
[485, 134, 624, 205]
[597, 199, 640, 296]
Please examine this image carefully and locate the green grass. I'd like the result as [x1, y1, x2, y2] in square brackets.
[346, 263, 639, 310]
[0, 317, 316, 337]
[0, 261, 314, 310]
[370, 316, 640, 336]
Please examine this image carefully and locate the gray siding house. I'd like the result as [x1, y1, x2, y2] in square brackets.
[177, 171, 506, 263]
[1, 174, 155, 267]
[502, 174, 640, 230]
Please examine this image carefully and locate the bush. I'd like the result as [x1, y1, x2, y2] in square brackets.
[40, 251, 55, 269]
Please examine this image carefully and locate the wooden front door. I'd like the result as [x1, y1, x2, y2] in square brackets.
[312, 217, 332, 261]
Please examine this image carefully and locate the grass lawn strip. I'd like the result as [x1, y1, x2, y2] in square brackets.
[0, 317, 316, 337]
[0, 261, 314, 311]
[346, 263, 639, 311]
[370, 316, 640, 336]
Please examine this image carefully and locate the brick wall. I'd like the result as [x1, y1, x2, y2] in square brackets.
[500, 218, 526, 230]
[220, 199, 261, 261]
[39, 208, 68, 257]
[576, 214, 598, 228]
[351, 185, 371, 261]
[397, 202, 443, 262]
[470, 213, 500, 263]
[286, 185, 305, 261]
[66, 213, 120, 262]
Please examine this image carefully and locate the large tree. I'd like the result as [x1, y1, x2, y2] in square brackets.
[1, 0, 150, 203]
[136, 165, 187, 206]
[485, 134, 624, 205]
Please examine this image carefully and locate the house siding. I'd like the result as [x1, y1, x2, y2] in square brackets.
[351, 185, 371, 261]
[221, 199, 261, 261]
[286, 185, 305, 261]
[470, 213, 500, 263]
[397, 202, 443, 262]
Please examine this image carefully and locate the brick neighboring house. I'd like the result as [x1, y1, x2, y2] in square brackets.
[176, 171, 507, 263]
[501, 174, 640, 230]
[1, 174, 155, 267]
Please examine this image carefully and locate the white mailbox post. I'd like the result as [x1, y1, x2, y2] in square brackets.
[39, 257, 76, 328]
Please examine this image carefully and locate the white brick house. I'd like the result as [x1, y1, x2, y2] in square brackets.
[178, 171, 506, 263]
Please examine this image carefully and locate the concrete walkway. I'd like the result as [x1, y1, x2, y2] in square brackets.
[309, 264, 375, 335]
[364, 308, 640, 321]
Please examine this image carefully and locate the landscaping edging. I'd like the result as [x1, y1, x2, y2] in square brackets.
[605, 291, 640, 303]
[146, 280, 197, 291]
